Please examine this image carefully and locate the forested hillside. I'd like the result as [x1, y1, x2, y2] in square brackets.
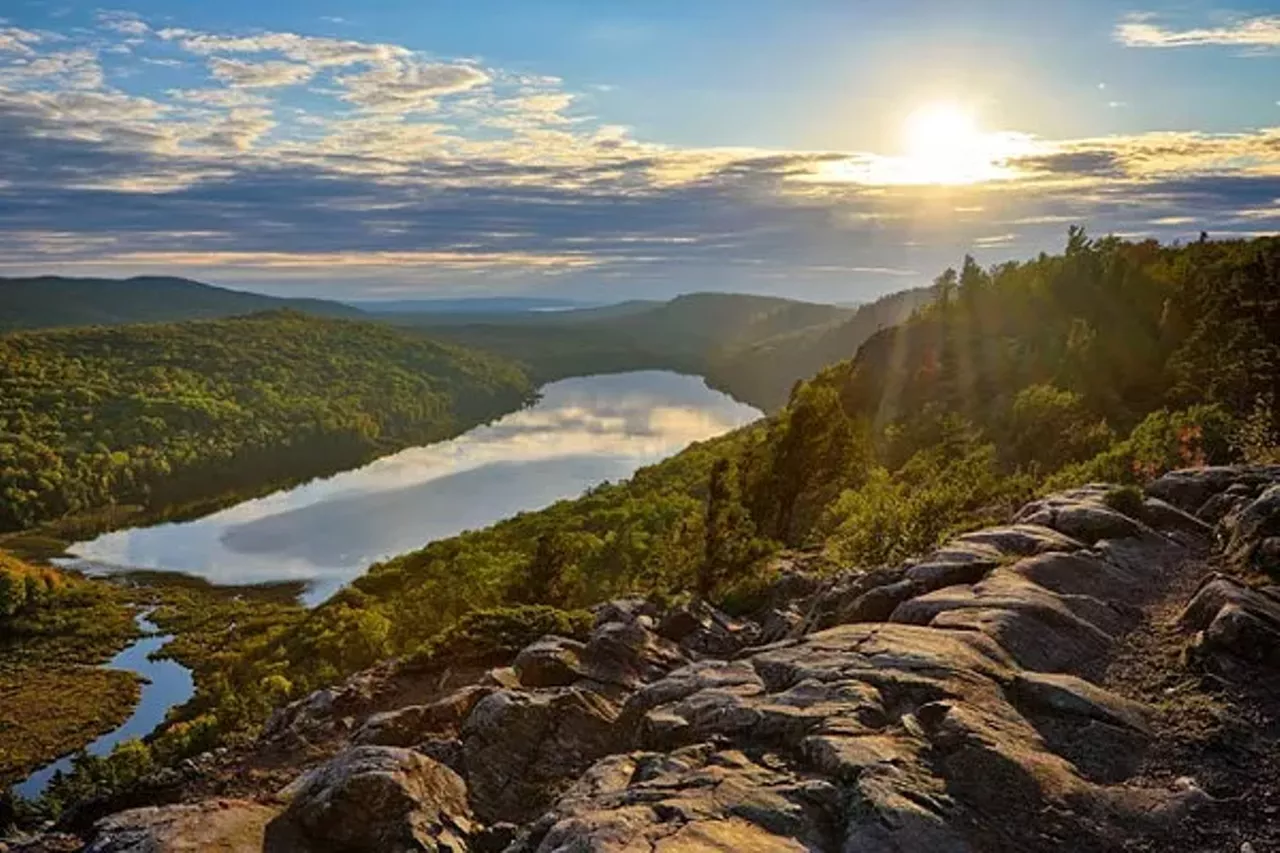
[391, 291, 928, 411]
[703, 287, 934, 410]
[0, 276, 361, 332]
[0, 312, 532, 532]
[136, 232, 1278, 755]
[11, 233, 1279, 816]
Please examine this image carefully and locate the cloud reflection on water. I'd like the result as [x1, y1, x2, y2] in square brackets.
[67, 372, 760, 603]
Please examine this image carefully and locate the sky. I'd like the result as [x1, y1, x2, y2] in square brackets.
[0, 0, 1278, 303]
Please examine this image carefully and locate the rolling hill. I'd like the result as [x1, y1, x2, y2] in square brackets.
[0, 276, 362, 332]
[389, 290, 931, 411]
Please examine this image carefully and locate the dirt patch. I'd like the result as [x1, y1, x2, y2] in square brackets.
[1088, 554, 1280, 852]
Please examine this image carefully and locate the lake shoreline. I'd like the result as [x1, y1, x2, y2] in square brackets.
[57, 372, 762, 606]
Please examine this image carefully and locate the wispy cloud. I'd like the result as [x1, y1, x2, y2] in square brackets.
[1116, 12, 1280, 48]
[0, 27, 42, 55]
[208, 57, 315, 89]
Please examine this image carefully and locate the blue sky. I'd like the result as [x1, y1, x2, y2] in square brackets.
[0, 1, 1278, 302]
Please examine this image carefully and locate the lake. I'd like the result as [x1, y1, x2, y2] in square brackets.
[62, 372, 762, 604]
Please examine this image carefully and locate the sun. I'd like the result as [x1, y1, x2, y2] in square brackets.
[806, 98, 1040, 187]
[905, 103, 979, 159]
[890, 101, 1029, 185]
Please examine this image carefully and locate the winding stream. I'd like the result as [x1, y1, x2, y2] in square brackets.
[15, 613, 195, 799]
[15, 372, 760, 796]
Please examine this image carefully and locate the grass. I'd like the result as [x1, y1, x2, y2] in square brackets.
[0, 552, 142, 789]
[0, 666, 140, 787]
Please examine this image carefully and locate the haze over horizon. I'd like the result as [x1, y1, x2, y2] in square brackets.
[1, 0, 1278, 303]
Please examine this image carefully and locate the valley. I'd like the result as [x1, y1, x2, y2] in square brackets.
[0, 233, 1277, 851]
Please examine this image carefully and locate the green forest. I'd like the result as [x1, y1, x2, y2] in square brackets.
[0, 275, 361, 332]
[129, 230, 1278, 764]
[388, 289, 930, 412]
[0, 311, 532, 534]
[4, 232, 1279, 817]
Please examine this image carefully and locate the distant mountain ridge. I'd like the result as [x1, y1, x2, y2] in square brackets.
[391, 290, 933, 411]
[0, 275, 362, 332]
[349, 297, 594, 314]
[0, 275, 933, 412]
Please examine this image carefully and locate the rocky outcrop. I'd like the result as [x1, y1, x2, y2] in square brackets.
[460, 688, 623, 824]
[353, 686, 492, 749]
[262, 665, 401, 750]
[1180, 575, 1280, 670]
[83, 799, 277, 852]
[57, 465, 1280, 853]
[268, 746, 473, 852]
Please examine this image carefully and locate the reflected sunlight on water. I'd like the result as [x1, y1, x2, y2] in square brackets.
[63, 372, 761, 604]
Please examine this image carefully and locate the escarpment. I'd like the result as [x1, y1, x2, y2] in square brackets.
[16, 465, 1280, 853]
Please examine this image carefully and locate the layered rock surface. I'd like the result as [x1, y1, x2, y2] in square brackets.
[49, 466, 1280, 852]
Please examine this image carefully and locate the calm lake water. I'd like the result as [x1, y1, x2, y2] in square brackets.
[63, 372, 762, 604]
[15, 613, 195, 799]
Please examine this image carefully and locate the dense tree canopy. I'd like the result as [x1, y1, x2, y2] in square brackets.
[0, 311, 532, 532]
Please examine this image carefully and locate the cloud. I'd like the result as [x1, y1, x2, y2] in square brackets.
[208, 57, 315, 88]
[1011, 150, 1123, 177]
[1116, 12, 1280, 48]
[158, 28, 409, 68]
[337, 60, 489, 114]
[0, 47, 104, 89]
[169, 87, 268, 108]
[0, 12, 1278, 301]
[188, 107, 275, 152]
[97, 11, 149, 37]
[0, 27, 41, 54]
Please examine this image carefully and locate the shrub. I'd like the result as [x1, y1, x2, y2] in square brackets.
[1102, 485, 1145, 519]
[1048, 405, 1236, 489]
[403, 604, 594, 672]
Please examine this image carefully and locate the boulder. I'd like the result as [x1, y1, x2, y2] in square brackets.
[579, 619, 687, 690]
[891, 570, 1126, 662]
[261, 666, 394, 748]
[461, 688, 623, 823]
[512, 635, 588, 688]
[1195, 491, 1246, 525]
[1147, 466, 1280, 515]
[270, 746, 474, 853]
[1008, 551, 1145, 603]
[904, 559, 993, 591]
[1015, 498, 1153, 546]
[950, 524, 1083, 558]
[85, 799, 278, 853]
[656, 601, 761, 658]
[354, 686, 492, 747]
[1139, 496, 1213, 542]
[516, 748, 843, 853]
[757, 606, 805, 643]
[836, 578, 921, 624]
[1179, 574, 1280, 669]
[1011, 671, 1152, 735]
[591, 598, 658, 628]
[793, 566, 907, 635]
[1223, 484, 1280, 572]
